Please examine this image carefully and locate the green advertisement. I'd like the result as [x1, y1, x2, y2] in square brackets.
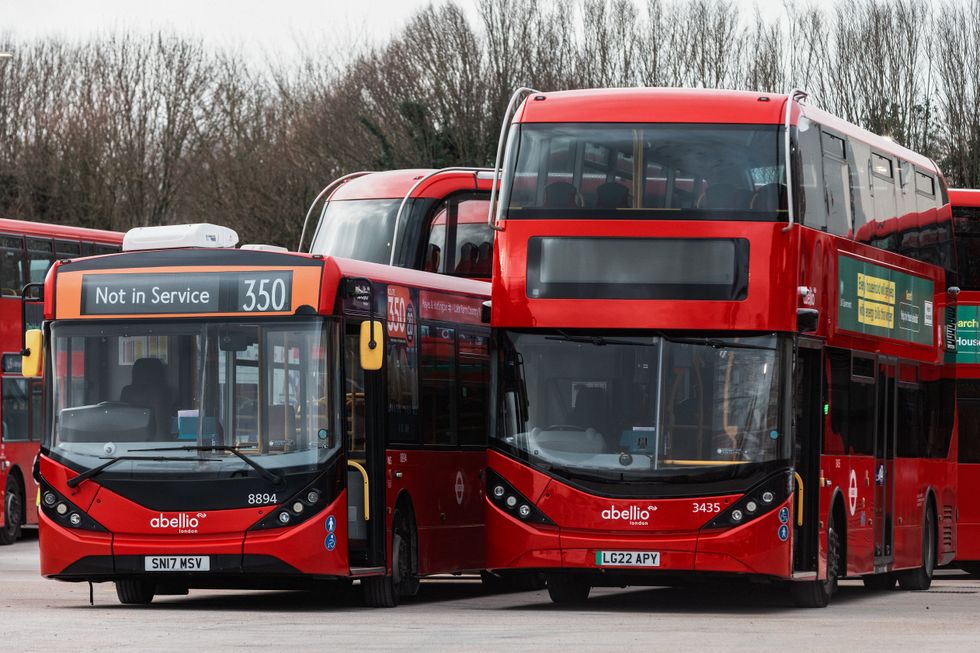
[957, 305, 980, 363]
[837, 254, 934, 346]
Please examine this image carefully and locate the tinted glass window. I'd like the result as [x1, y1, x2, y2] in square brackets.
[420, 325, 455, 445]
[424, 195, 493, 278]
[387, 335, 420, 446]
[503, 123, 786, 220]
[798, 119, 826, 230]
[458, 333, 489, 447]
[0, 236, 24, 297]
[959, 380, 980, 463]
[826, 349, 875, 455]
[310, 199, 401, 264]
[954, 204, 980, 290]
[2, 378, 30, 442]
[26, 238, 54, 284]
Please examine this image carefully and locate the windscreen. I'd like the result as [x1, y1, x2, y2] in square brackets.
[501, 123, 786, 220]
[48, 319, 338, 479]
[494, 331, 787, 484]
[309, 199, 401, 263]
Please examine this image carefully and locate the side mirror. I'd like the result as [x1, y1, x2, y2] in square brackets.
[359, 320, 384, 371]
[22, 329, 43, 378]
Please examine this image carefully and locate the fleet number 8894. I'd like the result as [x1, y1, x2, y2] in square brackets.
[248, 493, 278, 505]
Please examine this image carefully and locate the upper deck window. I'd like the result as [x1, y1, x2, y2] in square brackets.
[310, 199, 401, 264]
[502, 123, 785, 221]
[916, 171, 935, 197]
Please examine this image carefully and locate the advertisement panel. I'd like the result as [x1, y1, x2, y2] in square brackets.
[837, 253, 934, 346]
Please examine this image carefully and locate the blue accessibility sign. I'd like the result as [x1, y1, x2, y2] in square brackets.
[325, 533, 337, 551]
[325, 515, 336, 533]
[777, 524, 789, 541]
[778, 507, 790, 524]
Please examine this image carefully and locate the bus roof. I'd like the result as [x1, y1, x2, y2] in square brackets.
[513, 87, 941, 175]
[950, 188, 980, 207]
[329, 169, 493, 202]
[0, 217, 122, 243]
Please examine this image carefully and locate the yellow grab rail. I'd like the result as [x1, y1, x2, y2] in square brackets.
[347, 460, 370, 522]
[793, 471, 804, 527]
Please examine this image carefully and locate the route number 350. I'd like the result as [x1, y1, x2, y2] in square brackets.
[242, 278, 288, 312]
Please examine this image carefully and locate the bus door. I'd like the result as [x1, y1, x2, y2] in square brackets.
[792, 340, 822, 574]
[874, 357, 897, 567]
[344, 323, 387, 571]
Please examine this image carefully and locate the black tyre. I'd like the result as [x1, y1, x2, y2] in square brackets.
[862, 572, 896, 591]
[115, 579, 155, 605]
[0, 476, 23, 545]
[898, 505, 936, 591]
[363, 509, 416, 608]
[792, 511, 840, 608]
[546, 574, 590, 604]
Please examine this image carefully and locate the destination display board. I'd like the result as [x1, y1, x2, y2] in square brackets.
[56, 266, 322, 319]
[837, 253, 935, 346]
[956, 305, 980, 363]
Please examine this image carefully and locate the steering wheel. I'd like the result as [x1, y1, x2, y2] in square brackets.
[543, 424, 587, 431]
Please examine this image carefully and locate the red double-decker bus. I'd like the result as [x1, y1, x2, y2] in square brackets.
[301, 168, 495, 279]
[484, 88, 957, 607]
[951, 188, 980, 573]
[0, 219, 121, 545]
[29, 224, 489, 606]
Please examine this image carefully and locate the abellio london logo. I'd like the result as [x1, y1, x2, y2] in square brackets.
[601, 505, 657, 526]
[150, 512, 207, 534]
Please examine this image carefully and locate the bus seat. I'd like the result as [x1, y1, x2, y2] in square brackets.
[595, 182, 630, 209]
[697, 183, 749, 210]
[750, 183, 787, 211]
[120, 358, 174, 437]
[544, 182, 580, 208]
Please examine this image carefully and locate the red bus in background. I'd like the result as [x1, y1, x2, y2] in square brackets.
[31, 225, 490, 606]
[485, 88, 957, 607]
[301, 168, 495, 279]
[0, 218, 121, 544]
[951, 188, 980, 573]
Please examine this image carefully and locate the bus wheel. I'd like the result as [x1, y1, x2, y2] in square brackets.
[363, 509, 413, 608]
[898, 505, 936, 591]
[0, 476, 23, 545]
[115, 579, 155, 605]
[546, 574, 590, 604]
[861, 572, 896, 591]
[792, 512, 840, 608]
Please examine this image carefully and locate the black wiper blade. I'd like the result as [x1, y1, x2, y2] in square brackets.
[665, 335, 776, 351]
[546, 331, 657, 347]
[133, 445, 285, 485]
[66, 455, 221, 488]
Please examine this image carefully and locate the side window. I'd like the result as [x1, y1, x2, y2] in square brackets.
[30, 380, 42, 442]
[1, 378, 30, 442]
[798, 119, 826, 230]
[55, 240, 82, 260]
[387, 333, 419, 446]
[26, 238, 54, 284]
[871, 153, 898, 226]
[822, 132, 851, 236]
[847, 138, 873, 237]
[923, 371, 954, 459]
[423, 194, 493, 278]
[896, 365, 925, 457]
[345, 331, 366, 455]
[915, 171, 936, 212]
[847, 356, 876, 455]
[958, 380, 980, 463]
[0, 236, 25, 297]
[94, 244, 121, 255]
[420, 324, 455, 445]
[457, 332, 489, 447]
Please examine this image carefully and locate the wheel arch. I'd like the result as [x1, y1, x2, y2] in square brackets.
[828, 487, 847, 577]
[391, 490, 419, 575]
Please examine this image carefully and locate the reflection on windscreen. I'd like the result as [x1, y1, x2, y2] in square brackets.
[496, 332, 784, 480]
[502, 123, 785, 218]
[50, 320, 336, 476]
[309, 199, 401, 264]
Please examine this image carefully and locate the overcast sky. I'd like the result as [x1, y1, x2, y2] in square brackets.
[1, 0, 790, 63]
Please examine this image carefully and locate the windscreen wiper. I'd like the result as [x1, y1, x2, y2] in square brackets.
[66, 455, 221, 488]
[133, 445, 285, 485]
[545, 331, 658, 347]
[662, 334, 777, 351]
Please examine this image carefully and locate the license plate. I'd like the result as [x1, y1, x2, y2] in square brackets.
[595, 550, 660, 567]
[144, 556, 210, 572]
